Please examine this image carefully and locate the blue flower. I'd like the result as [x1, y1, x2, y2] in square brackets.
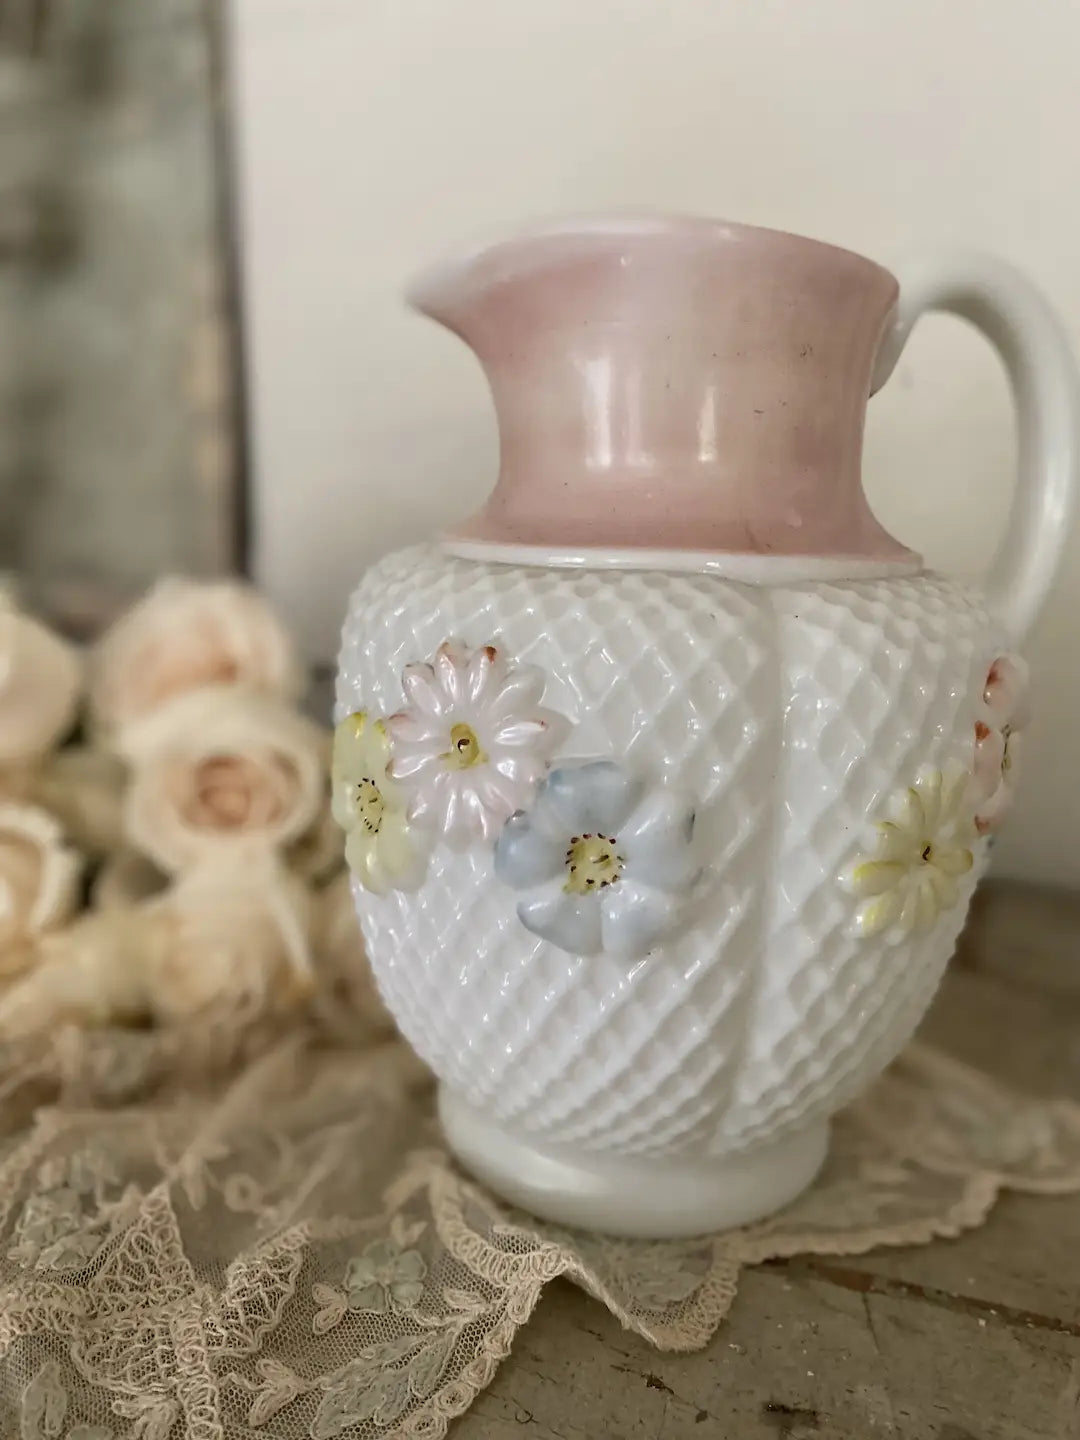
[494, 761, 698, 958]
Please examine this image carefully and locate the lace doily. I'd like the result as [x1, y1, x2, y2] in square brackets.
[1, 1031, 1078, 1440]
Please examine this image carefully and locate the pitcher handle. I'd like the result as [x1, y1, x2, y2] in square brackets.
[871, 254, 1080, 641]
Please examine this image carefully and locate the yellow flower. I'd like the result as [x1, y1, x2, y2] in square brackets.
[850, 765, 976, 940]
[331, 713, 427, 894]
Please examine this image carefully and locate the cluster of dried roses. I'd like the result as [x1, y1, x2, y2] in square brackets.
[0, 579, 388, 1055]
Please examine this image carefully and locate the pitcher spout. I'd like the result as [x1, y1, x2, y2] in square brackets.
[409, 214, 915, 566]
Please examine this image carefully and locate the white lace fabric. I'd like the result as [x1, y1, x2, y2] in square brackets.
[1, 1029, 1078, 1440]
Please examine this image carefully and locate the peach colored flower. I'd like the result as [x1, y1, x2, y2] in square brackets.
[0, 606, 81, 765]
[0, 803, 82, 979]
[973, 653, 1029, 835]
[88, 577, 302, 737]
[122, 686, 327, 874]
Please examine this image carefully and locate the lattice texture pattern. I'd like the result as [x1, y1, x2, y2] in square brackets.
[337, 547, 1002, 1157]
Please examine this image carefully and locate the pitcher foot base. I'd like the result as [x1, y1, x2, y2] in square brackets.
[438, 1087, 829, 1238]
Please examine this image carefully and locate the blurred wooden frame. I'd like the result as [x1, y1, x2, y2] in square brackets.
[0, 0, 247, 637]
[0, 0, 52, 58]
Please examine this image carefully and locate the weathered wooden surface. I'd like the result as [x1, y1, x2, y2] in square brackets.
[0, 0, 237, 632]
[455, 881, 1080, 1439]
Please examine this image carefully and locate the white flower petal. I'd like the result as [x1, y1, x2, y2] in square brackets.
[430, 778, 493, 847]
[470, 790, 505, 843]
[851, 860, 908, 899]
[858, 885, 905, 938]
[914, 770, 942, 832]
[984, 653, 1030, 727]
[931, 844, 973, 878]
[487, 666, 546, 720]
[490, 751, 548, 790]
[896, 886, 921, 935]
[466, 644, 505, 703]
[494, 812, 565, 888]
[378, 814, 427, 890]
[976, 782, 1013, 834]
[911, 878, 940, 932]
[436, 774, 465, 845]
[544, 762, 641, 835]
[387, 711, 440, 747]
[926, 867, 959, 911]
[875, 822, 920, 865]
[494, 717, 557, 748]
[345, 831, 386, 895]
[517, 888, 603, 956]
[434, 641, 469, 705]
[401, 664, 448, 719]
[364, 848, 395, 897]
[599, 879, 680, 958]
[619, 790, 698, 891]
[331, 781, 355, 834]
[410, 770, 451, 833]
[405, 782, 435, 827]
[333, 712, 389, 783]
[379, 769, 411, 813]
[388, 744, 441, 780]
[888, 786, 922, 836]
[476, 768, 526, 823]
[545, 706, 571, 747]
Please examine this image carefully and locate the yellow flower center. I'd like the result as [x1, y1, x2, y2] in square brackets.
[444, 723, 486, 771]
[354, 777, 385, 834]
[564, 834, 624, 895]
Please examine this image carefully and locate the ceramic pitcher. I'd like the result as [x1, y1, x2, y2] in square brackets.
[334, 217, 1078, 1237]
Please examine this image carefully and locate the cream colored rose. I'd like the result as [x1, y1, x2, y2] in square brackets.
[88, 577, 303, 737]
[0, 606, 82, 765]
[0, 857, 313, 1042]
[122, 686, 328, 874]
[0, 858, 314, 1042]
[0, 906, 155, 1040]
[312, 871, 394, 1043]
[0, 803, 82, 980]
[147, 858, 315, 1025]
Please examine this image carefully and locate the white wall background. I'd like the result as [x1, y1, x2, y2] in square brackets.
[230, 0, 1080, 886]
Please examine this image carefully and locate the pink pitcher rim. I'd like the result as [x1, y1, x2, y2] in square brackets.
[407, 213, 898, 316]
